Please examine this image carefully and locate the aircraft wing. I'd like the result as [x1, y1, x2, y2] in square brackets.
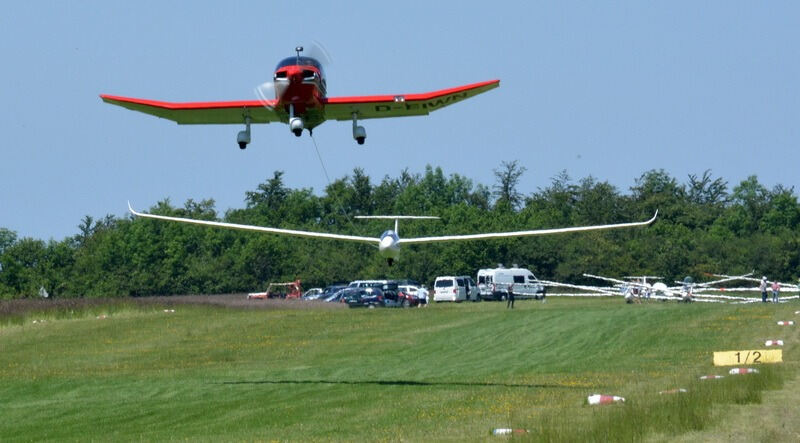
[101, 95, 281, 125]
[583, 274, 631, 286]
[322, 79, 499, 121]
[128, 203, 379, 244]
[398, 212, 657, 245]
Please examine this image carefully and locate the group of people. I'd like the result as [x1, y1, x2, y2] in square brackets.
[759, 276, 782, 303]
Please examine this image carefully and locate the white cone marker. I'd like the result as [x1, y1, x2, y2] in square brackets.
[729, 368, 759, 375]
[587, 394, 625, 405]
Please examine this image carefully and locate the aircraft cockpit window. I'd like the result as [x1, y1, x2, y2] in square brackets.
[275, 56, 324, 76]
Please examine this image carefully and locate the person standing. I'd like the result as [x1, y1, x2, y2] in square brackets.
[506, 283, 515, 309]
[417, 285, 429, 307]
[760, 276, 768, 303]
[772, 281, 781, 303]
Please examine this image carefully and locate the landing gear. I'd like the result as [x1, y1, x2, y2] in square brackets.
[236, 116, 251, 149]
[289, 103, 304, 137]
[352, 112, 366, 145]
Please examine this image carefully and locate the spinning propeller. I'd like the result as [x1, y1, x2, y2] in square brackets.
[253, 41, 332, 109]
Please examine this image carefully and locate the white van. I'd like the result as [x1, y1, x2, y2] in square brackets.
[477, 266, 546, 301]
[433, 276, 466, 302]
[458, 276, 480, 301]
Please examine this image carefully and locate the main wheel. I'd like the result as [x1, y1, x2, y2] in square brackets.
[356, 136, 365, 145]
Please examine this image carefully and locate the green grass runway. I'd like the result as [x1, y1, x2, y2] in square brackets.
[1, 297, 797, 441]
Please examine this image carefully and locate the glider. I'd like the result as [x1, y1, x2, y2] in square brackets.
[128, 203, 657, 266]
[101, 46, 499, 148]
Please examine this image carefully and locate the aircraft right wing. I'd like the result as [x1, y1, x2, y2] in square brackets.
[128, 203, 379, 244]
[399, 212, 657, 244]
[322, 79, 499, 121]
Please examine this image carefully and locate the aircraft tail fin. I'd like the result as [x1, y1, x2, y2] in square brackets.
[354, 215, 440, 236]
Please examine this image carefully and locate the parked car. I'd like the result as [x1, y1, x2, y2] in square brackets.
[301, 288, 323, 300]
[398, 284, 424, 307]
[433, 276, 470, 302]
[324, 287, 351, 303]
[308, 284, 347, 301]
[343, 287, 386, 308]
[348, 279, 391, 288]
[458, 276, 480, 301]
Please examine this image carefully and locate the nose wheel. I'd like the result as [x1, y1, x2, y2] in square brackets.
[288, 103, 304, 137]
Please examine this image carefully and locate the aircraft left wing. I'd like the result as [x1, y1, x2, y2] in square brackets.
[128, 203, 379, 244]
[398, 212, 658, 244]
[101, 95, 281, 125]
[323, 79, 499, 120]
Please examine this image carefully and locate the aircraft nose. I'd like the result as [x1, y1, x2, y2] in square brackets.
[284, 66, 303, 83]
[379, 235, 395, 250]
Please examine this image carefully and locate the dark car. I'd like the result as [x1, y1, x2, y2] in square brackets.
[324, 287, 352, 303]
[309, 284, 347, 301]
[344, 287, 386, 308]
[379, 281, 420, 307]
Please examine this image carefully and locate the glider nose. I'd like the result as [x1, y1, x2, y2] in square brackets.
[379, 235, 395, 252]
[378, 232, 400, 259]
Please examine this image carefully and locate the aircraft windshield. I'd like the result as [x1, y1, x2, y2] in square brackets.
[275, 56, 324, 75]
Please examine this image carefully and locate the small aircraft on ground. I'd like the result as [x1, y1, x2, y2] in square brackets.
[564, 271, 797, 303]
[127, 203, 657, 266]
[101, 46, 499, 149]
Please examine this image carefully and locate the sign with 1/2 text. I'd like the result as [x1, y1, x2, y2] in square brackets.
[713, 349, 782, 366]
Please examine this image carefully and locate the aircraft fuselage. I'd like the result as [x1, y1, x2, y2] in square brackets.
[272, 56, 327, 130]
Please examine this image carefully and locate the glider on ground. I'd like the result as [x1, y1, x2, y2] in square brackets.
[101, 46, 499, 149]
[127, 203, 657, 266]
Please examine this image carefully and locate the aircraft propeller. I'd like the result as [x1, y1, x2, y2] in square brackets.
[254, 40, 332, 110]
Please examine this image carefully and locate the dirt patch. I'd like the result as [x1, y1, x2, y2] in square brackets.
[0, 294, 345, 317]
[152, 294, 347, 311]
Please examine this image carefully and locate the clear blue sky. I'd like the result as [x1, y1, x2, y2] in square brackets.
[1, 1, 798, 240]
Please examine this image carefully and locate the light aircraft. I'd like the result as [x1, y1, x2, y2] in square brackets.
[101, 46, 499, 149]
[127, 203, 657, 266]
[678, 273, 800, 303]
[574, 272, 792, 303]
[583, 274, 672, 299]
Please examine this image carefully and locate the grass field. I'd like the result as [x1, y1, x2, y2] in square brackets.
[1, 296, 797, 441]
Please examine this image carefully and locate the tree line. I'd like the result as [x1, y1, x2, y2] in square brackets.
[1, 162, 799, 299]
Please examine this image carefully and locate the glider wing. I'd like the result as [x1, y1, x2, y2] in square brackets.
[128, 203, 379, 244]
[398, 212, 658, 245]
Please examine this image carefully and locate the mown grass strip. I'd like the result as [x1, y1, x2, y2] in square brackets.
[0, 297, 796, 441]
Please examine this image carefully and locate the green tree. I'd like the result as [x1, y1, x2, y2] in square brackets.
[493, 160, 527, 211]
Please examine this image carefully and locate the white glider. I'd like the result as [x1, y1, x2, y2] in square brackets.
[128, 202, 657, 265]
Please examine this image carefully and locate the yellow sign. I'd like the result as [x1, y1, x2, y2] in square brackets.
[713, 349, 782, 366]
